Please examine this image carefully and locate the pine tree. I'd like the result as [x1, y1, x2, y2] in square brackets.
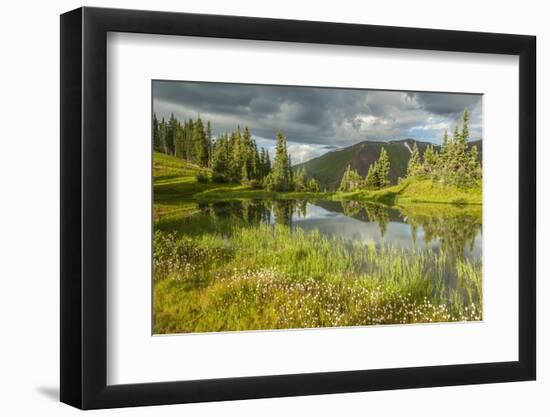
[228, 127, 242, 182]
[241, 126, 253, 181]
[307, 177, 320, 192]
[211, 135, 229, 182]
[266, 131, 292, 191]
[251, 140, 260, 180]
[159, 117, 168, 154]
[461, 108, 470, 144]
[174, 121, 186, 159]
[468, 145, 482, 182]
[166, 113, 177, 155]
[294, 167, 307, 192]
[185, 119, 195, 161]
[364, 162, 379, 190]
[439, 129, 449, 164]
[339, 165, 362, 192]
[406, 142, 422, 177]
[264, 149, 271, 175]
[258, 148, 267, 179]
[377, 147, 390, 187]
[153, 113, 161, 150]
[423, 144, 438, 176]
[193, 116, 208, 167]
[206, 121, 213, 167]
[339, 165, 350, 191]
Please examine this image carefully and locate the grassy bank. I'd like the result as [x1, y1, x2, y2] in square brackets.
[152, 152, 482, 333]
[153, 222, 482, 333]
[336, 177, 482, 206]
[154, 152, 481, 207]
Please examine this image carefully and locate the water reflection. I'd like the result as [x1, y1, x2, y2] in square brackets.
[196, 199, 482, 260]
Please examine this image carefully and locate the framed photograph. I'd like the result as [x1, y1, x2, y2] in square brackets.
[60, 7, 536, 409]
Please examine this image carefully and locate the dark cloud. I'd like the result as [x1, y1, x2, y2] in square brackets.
[153, 80, 482, 162]
[406, 92, 482, 116]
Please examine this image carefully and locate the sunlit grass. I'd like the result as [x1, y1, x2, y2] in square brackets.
[153, 223, 482, 334]
[336, 177, 482, 205]
[152, 151, 482, 334]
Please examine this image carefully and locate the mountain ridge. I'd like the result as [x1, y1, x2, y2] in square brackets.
[294, 138, 482, 191]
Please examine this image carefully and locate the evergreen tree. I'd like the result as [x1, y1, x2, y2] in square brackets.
[307, 177, 320, 192]
[439, 129, 449, 165]
[228, 127, 242, 182]
[461, 108, 470, 144]
[174, 121, 186, 159]
[193, 116, 209, 167]
[251, 141, 261, 180]
[258, 148, 267, 179]
[468, 145, 482, 182]
[206, 121, 213, 167]
[159, 117, 168, 154]
[153, 113, 161, 150]
[185, 119, 195, 161]
[377, 147, 390, 187]
[404, 108, 481, 188]
[294, 167, 308, 192]
[266, 131, 292, 191]
[423, 145, 438, 176]
[241, 126, 253, 180]
[211, 134, 229, 182]
[406, 142, 422, 177]
[364, 162, 380, 190]
[264, 150, 271, 176]
[339, 165, 363, 192]
[166, 113, 177, 155]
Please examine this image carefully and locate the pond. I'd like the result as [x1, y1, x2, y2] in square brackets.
[190, 199, 482, 261]
[154, 198, 483, 333]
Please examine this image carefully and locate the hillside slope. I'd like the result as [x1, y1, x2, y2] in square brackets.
[295, 138, 482, 191]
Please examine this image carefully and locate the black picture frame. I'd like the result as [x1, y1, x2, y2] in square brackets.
[60, 6, 536, 410]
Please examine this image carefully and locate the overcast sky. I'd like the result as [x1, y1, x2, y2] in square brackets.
[153, 81, 482, 164]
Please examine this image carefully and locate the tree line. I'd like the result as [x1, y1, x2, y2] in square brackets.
[153, 113, 320, 192]
[339, 108, 481, 192]
[406, 108, 481, 187]
[339, 147, 391, 192]
[153, 113, 212, 166]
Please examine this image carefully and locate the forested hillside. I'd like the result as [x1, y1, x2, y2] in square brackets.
[294, 138, 482, 191]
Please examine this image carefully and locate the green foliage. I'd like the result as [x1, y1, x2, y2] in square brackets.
[406, 142, 423, 177]
[193, 116, 208, 167]
[422, 144, 438, 176]
[266, 131, 293, 191]
[153, 214, 482, 333]
[404, 107, 481, 188]
[307, 177, 320, 192]
[353, 177, 481, 206]
[364, 162, 379, 190]
[377, 147, 390, 187]
[294, 167, 308, 192]
[196, 171, 209, 183]
[362, 147, 391, 190]
[153, 114, 273, 186]
[339, 165, 363, 192]
[153, 150, 482, 334]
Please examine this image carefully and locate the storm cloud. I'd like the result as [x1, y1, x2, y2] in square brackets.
[153, 80, 482, 164]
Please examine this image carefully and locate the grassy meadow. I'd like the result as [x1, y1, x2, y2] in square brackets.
[153, 152, 482, 334]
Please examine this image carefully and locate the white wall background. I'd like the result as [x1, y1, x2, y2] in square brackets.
[0, 0, 545, 415]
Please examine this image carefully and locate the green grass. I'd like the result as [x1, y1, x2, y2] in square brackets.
[154, 152, 481, 206]
[335, 177, 482, 206]
[153, 223, 482, 333]
[194, 187, 333, 201]
[152, 152, 482, 334]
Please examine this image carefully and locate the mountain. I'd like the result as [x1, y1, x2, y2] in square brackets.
[294, 138, 482, 191]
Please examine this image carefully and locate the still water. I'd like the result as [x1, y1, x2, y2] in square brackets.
[195, 199, 482, 261]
